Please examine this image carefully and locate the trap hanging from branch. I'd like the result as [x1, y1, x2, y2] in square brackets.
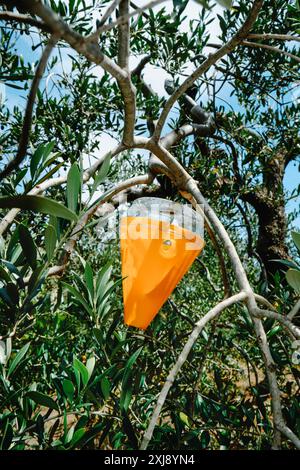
[119, 197, 205, 329]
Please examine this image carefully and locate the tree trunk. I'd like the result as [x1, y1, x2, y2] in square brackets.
[242, 150, 289, 280]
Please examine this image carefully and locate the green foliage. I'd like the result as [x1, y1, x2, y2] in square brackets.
[120, 347, 143, 412]
[91, 153, 111, 195]
[44, 224, 57, 261]
[61, 262, 118, 327]
[7, 342, 30, 378]
[30, 142, 57, 184]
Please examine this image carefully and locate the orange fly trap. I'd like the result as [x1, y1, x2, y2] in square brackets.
[119, 198, 205, 329]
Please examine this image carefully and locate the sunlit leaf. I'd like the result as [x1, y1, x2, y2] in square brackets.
[27, 391, 59, 412]
[0, 196, 77, 221]
[7, 343, 30, 378]
[67, 163, 81, 213]
[292, 231, 300, 253]
[62, 379, 75, 401]
[92, 153, 111, 193]
[73, 357, 89, 387]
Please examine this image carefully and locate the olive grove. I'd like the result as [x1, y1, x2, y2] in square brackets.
[0, 0, 299, 450]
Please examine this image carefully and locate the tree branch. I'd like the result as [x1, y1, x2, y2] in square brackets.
[87, 0, 166, 40]
[247, 33, 300, 43]
[0, 34, 58, 182]
[118, 0, 130, 69]
[0, 145, 124, 236]
[179, 189, 231, 298]
[152, 0, 264, 140]
[168, 298, 196, 327]
[97, 0, 122, 28]
[185, 179, 299, 449]
[0, 10, 51, 32]
[195, 258, 222, 293]
[132, 57, 156, 107]
[131, 55, 151, 77]
[210, 134, 242, 185]
[236, 201, 254, 257]
[16, 0, 127, 80]
[140, 291, 248, 450]
[251, 316, 300, 449]
[242, 40, 300, 63]
[254, 293, 277, 311]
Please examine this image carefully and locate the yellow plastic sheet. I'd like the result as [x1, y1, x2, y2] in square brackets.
[120, 216, 205, 329]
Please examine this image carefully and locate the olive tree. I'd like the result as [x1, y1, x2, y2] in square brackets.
[0, 0, 299, 450]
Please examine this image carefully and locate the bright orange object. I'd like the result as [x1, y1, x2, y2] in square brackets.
[120, 215, 205, 329]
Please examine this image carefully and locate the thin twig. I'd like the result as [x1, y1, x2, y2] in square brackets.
[0, 10, 51, 32]
[242, 40, 300, 63]
[195, 258, 222, 293]
[210, 134, 242, 185]
[19, 0, 127, 80]
[231, 340, 259, 389]
[98, 0, 122, 27]
[247, 33, 300, 43]
[140, 291, 248, 449]
[168, 298, 196, 327]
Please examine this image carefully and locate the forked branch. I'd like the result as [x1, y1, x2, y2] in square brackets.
[242, 40, 300, 63]
[140, 291, 248, 449]
[0, 145, 124, 236]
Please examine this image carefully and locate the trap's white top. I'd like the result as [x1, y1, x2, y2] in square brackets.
[122, 197, 204, 238]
